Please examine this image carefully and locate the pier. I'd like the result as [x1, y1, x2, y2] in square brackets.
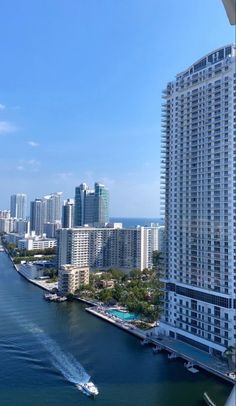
[86, 306, 236, 385]
[5, 246, 236, 388]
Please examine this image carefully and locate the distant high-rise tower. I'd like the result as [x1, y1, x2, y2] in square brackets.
[10, 194, 27, 219]
[30, 199, 45, 235]
[62, 199, 75, 228]
[159, 44, 236, 356]
[94, 183, 109, 224]
[30, 192, 62, 235]
[74, 183, 90, 226]
[74, 183, 109, 226]
[44, 192, 62, 223]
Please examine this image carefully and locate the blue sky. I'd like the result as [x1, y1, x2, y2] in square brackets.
[0, 0, 234, 216]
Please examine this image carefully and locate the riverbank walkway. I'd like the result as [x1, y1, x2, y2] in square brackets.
[7, 248, 235, 387]
[86, 306, 236, 385]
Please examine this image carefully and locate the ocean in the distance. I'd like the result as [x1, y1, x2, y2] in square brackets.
[110, 217, 164, 228]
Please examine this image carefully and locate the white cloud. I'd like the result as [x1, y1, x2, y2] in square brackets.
[0, 104, 6, 110]
[17, 159, 40, 172]
[28, 141, 39, 147]
[56, 172, 73, 180]
[0, 121, 17, 135]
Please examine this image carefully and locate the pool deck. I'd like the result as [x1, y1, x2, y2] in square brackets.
[86, 306, 236, 386]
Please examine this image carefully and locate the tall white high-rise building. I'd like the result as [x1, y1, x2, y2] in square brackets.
[44, 192, 62, 223]
[30, 192, 62, 236]
[159, 45, 236, 356]
[10, 194, 27, 219]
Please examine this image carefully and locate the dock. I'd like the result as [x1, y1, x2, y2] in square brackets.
[86, 306, 236, 385]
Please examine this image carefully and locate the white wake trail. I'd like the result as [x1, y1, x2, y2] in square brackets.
[26, 322, 90, 385]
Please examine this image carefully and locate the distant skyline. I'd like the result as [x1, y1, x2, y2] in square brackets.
[0, 0, 234, 216]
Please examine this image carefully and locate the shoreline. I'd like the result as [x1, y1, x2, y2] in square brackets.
[85, 306, 236, 386]
[5, 248, 56, 292]
[3, 249, 235, 387]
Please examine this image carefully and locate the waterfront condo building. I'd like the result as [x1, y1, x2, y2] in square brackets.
[57, 225, 153, 272]
[159, 44, 236, 356]
[58, 265, 90, 295]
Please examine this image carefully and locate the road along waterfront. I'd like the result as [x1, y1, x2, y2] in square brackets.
[0, 251, 232, 406]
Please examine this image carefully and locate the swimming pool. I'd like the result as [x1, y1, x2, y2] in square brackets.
[107, 309, 139, 321]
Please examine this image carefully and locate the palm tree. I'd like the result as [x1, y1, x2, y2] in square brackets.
[224, 345, 236, 370]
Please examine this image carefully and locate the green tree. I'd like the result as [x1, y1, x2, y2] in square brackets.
[129, 269, 142, 279]
[224, 346, 236, 369]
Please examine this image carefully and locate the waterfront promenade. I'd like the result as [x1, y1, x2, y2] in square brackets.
[6, 247, 235, 388]
[86, 306, 236, 386]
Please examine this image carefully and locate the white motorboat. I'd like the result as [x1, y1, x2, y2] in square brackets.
[76, 381, 99, 397]
[184, 361, 199, 373]
[168, 352, 177, 360]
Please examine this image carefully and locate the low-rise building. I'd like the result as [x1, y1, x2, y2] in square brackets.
[58, 265, 89, 295]
[18, 233, 57, 251]
[18, 262, 44, 279]
[100, 279, 115, 289]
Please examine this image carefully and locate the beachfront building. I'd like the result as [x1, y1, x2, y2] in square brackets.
[159, 44, 236, 356]
[57, 224, 154, 272]
[58, 264, 89, 295]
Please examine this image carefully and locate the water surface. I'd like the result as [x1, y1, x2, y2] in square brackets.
[0, 252, 231, 406]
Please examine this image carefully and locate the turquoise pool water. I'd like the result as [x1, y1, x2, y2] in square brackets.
[107, 309, 139, 321]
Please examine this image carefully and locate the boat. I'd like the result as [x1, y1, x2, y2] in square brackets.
[203, 392, 216, 406]
[44, 293, 67, 302]
[168, 352, 177, 360]
[184, 361, 199, 373]
[57, 296, 67, 302]
[226, 372, 236, 380]
[153, 345, 162, 354]
[76, 381, 99, 397]
[140, 338, 149, 345]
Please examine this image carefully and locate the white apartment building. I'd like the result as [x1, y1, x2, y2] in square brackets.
[18, 234, 57, 251]
[58, 265, 89, 295]
[150, 224, 166, 253]
[57, 225, 154, 272]
[18, 262, 43, 280]
[0, 210, 10, 219]
[159, 44, 236, 356]
[0, 218, 15, 233]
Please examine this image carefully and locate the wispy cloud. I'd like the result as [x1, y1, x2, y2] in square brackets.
[0, 121, 17, 135]
[28, 141, 39, 147]
[56, 172, 73, 181]
[0, 104, 6, 110]
[17, 159, 41, 172]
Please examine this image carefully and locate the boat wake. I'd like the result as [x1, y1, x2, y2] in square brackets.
[0, 304, 92, 391]
[26, 322, 91, 385]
